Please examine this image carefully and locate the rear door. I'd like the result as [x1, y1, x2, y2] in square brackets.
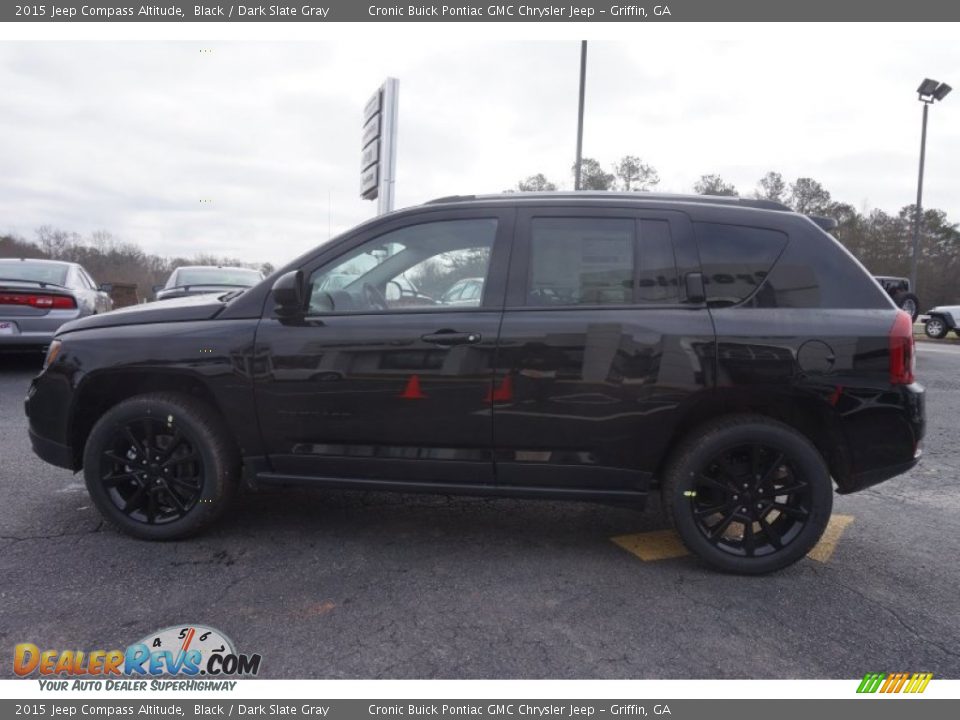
[492, 206, 715, 491]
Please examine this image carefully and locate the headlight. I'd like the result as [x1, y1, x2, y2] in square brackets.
[43, 339, 63, 370]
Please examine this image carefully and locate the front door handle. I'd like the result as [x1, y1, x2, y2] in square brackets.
[421, 330, 482, 346]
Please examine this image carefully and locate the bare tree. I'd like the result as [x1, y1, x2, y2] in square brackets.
[755, 172, 787, 203]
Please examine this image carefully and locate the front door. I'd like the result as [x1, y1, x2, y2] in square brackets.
[254, 209, 514, 485]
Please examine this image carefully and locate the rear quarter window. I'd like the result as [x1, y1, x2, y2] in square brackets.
[694, 223, 788, 306]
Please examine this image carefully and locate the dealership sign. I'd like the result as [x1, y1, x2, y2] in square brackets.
[361, 78, 399, 214]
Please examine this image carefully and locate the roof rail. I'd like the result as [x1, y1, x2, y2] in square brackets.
[423, 191, 792, 212]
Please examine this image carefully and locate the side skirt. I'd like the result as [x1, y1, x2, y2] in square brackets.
[254, 472, 648, 507]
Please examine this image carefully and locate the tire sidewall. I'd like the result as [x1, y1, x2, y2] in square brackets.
[926, 317, 947, 339]
[83, 396, 229, 541]
[666, 421, 833, 574]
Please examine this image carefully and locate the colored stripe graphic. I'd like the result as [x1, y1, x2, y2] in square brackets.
[856, 672, 932, 693]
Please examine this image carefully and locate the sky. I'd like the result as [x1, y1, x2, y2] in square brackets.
[0, 26, 958, 268]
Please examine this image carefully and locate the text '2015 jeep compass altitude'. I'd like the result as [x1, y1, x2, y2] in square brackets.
[25, 193, 924, 574]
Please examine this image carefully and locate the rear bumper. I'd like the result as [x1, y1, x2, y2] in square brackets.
[1, 309, 80, 349]
[28, 426, 74, 470]
[839, 382, 924, 493]
[840, 456, 921, 494]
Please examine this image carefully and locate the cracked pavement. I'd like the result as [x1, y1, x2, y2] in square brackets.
[1, 346, 959, 678]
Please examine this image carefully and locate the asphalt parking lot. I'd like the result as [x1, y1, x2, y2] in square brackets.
[2, 346, 959, 680]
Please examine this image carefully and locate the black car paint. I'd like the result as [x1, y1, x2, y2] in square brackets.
[25, 196, 924, 505]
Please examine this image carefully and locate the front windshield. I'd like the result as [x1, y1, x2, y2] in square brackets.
[173, 268, 261, 287]
[0, 261, 69, 285]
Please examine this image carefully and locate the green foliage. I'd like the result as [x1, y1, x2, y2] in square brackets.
[694, 174, 739, 197]
[573, 157, 616, 191]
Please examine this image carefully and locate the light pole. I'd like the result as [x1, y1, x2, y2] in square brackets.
[574, 41, 587, 191]
[910, 78, 951, 293]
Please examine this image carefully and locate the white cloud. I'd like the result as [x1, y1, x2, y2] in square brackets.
[0, 29, 957, 269]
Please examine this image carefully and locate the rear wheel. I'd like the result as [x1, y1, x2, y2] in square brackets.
[662, 415, 833, 574]
[925, 316, 948, 339]
[83, 393, 238, 540]
[896, 293, 920, 322]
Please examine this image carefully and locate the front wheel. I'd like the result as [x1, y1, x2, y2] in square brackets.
[83, 393, 238, 540]
[925, 316, 949, 339]
[661, 415, 833, 574]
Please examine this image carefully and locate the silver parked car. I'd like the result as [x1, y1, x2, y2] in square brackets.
[0, 258, 113, 351]
[153, 265, 264, 301]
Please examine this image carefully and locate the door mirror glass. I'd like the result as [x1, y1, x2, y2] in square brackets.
[272, 270, 305, 316]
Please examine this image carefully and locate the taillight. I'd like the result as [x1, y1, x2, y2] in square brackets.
[889, 310, 915, 385]
[0, 292, 77, 309]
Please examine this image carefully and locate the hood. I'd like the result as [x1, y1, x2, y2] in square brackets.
[57, 293, 226, 334]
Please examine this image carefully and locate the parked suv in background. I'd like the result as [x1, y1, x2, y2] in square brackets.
[874, 275, 920, 321]
[1, 258, 112, 352]
[923, 304, 960, 339]
[153, 265, 263, 301]
[25, 193, 924, 574]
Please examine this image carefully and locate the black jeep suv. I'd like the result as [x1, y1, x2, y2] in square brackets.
[25, 193, 924, 574]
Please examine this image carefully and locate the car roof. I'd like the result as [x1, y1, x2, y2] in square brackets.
[424, 191, 791, 212]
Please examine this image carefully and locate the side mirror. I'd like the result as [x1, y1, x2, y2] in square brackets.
[272, 270, 304, 317]
[99, 283, 113, 293]
[685, 272, 706, 304]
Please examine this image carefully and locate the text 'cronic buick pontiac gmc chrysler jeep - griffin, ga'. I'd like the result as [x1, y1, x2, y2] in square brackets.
[25, 193, 925, 573]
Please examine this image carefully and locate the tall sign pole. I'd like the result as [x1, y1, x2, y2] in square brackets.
[360, 77, 399, 215]
[574, 41, 587, 191]
[909, 101, 929, 293]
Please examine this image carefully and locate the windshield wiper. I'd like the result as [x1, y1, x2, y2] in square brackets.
[163, 283, 251, 292]
[218, 289, 247, 301]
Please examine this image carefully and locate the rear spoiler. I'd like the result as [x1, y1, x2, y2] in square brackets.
[808, 215, 838, 231]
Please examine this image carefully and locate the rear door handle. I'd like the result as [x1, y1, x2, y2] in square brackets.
[421, 330, 482, 346]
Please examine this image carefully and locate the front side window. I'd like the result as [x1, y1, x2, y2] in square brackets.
[307, 218, 497, 314]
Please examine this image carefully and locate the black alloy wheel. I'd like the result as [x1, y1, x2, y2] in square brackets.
[662, 415, 833, 574]
[690, 443, 810, 558]
[100, 416, 204, 525]
[83, 393, 237, 540]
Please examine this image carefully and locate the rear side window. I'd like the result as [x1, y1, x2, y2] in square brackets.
[528, 218, 634, 306]
[638, 220, 680, 303]
[695, 223, 788, 306]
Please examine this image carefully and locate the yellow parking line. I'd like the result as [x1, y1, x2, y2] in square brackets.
[611, 529, 689, 561]
[806, 514, 855, 563]
[612, 514, 855, 564]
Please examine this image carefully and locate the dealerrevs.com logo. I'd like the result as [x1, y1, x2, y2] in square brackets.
[14, 625, 261, 689]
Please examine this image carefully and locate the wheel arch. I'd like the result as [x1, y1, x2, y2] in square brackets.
[656, 389, 852, 491]
[69, 370, 233, 470]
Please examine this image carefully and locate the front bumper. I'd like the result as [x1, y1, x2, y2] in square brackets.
[28, 426, 74, 470]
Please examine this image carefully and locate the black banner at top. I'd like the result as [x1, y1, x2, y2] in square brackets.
[3, 0, 959, 22]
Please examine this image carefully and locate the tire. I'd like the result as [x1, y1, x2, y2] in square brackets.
[82, 392, 238, 540]
[925, 316, 949, 339]
[896, 293, 920, 322]
[661, 415, 833, 575]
